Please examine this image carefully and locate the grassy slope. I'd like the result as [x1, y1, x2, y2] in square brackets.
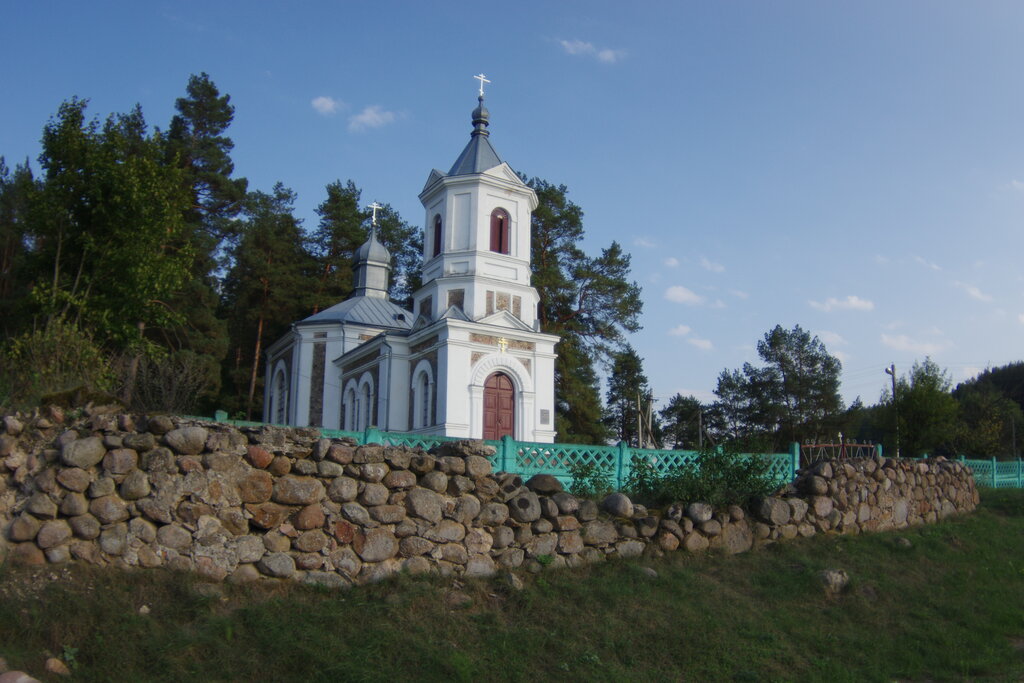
[2, 491, 1023, 682]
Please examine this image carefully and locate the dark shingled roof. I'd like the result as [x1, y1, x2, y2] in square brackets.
[447, 133, 502, 176]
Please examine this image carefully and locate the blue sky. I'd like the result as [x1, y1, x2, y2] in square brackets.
[3, 1, 1023, 409]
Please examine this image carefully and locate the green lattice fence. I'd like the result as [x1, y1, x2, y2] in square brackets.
[190, 412, 800, 491]
[959, 457, 1024, 488]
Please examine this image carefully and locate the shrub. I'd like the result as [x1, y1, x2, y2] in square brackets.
[113, 349, 215, 414]
[626, 443, 778, 508]
[0, 318, 115, 410]
[568, 461, 615, 499]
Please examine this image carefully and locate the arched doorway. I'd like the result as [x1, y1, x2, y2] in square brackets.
[483, 372, 515, 440]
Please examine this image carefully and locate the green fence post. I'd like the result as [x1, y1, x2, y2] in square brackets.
[875, 443, 883, 459]
[789, 442, 800, 479]
[364, 427, 382, 445]
[616, 441, 630, 491]
[1018, 458, 1022, 489]
[992, 456, 998, 488]
[501, 435, 514, 473]
[214, 410, 228, 423]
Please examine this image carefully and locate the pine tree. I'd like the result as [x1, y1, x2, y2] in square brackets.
[220, 184, 316, 418]
[310, 180, 366, 312]
[659, 394, 705, 449]
[527, 178, 643, 442]
[604, 345, 657, 447]
[163, 73, 249, 407]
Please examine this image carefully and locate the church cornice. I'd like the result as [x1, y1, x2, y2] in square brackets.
[418, 163, 537, 208]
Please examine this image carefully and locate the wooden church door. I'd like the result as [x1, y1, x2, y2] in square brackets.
[483, 372, 515, 440]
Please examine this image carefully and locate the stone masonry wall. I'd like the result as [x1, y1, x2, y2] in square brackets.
[0, 408, 979, 586]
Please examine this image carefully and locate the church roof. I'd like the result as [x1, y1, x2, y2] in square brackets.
[298, 296, 413, 330]
[354, 228, 390, 264]
[447, 95, 503, 176]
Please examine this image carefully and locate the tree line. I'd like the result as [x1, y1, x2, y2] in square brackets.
[646, 327, 1024, 460]
[0, 73, 642, 435]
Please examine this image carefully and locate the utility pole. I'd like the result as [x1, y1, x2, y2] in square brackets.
[885, 364, 900, 458]
[636, 392, 643, 449]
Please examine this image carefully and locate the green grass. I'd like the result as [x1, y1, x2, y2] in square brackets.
[3, 491, 1024, 681]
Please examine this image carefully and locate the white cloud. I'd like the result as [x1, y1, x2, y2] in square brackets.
[664, 286, 705, 305]
[559, 39, 626, 64]
[699, 256, 725, 273]
[913, 255, 942, 271]
[1018, 313, 1024, 324]
[710, 298, 726, 309]
[815, 330, 847, 346]
[634, 237, 656, 248]
[664, 257, 679, 268]
[311, 96, 342, 115]
[809, 295, 874, 312]
[881, 333, 947, 355]
[348, 105, 396, 132]
[673, 388, 717, 403]
[688, 337, 713, 351]
[668, 324, 691, 337]
[959, 366, 983, 382]
[729, 289, 749, 299]
[954, 281, 992, 302]
[874, 254, 889, 266]
[833, 350, 850, 364]
[1009, 179, 1024, 192]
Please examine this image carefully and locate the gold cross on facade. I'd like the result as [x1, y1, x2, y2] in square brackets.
[497, 337, 508, 352]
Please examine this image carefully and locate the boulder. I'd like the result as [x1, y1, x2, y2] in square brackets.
[581, 520, 617, 546]
[686, 502, 713, 523]
[757, 497, 791, 526]
[526, 474, 563, 495]
[355, 528, 399, 562]
[819, 568, 850, 597]
[36, 520, 72, 549]
[89, 495, 129, 524]
[257, 552, 296, 578]
[272, 476, 325, 505]
[601, 492, 633, 518]
[509, 491, 542, 523]
[405, 487, 443, 523]
[61, 437, 106, 469]
[164, 426, 208, 455]
[56, 468, 91, 492]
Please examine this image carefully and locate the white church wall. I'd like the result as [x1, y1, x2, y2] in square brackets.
[452, 192, 471, 251]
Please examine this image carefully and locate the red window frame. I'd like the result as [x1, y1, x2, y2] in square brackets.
[490, 208, 510, 254]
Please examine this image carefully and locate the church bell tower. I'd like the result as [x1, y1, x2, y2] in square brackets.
[413, 82, 541, 329]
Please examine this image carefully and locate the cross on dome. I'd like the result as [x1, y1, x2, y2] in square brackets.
[368, 202, 383, 227]
[473, 73, 490, 97]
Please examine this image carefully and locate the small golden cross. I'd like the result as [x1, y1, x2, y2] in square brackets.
[497, 337, 508, 353]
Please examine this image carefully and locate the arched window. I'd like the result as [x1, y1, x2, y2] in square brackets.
[357, 374, 375, 430]
[432, 214, 442, 258]
[271, 366, 288, 424]
[490, 208, 510, 254]
[411, 361, 434, 429]
[343, 383, 357, 430]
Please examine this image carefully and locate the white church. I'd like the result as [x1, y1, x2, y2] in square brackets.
[263, 84, 559, 443]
